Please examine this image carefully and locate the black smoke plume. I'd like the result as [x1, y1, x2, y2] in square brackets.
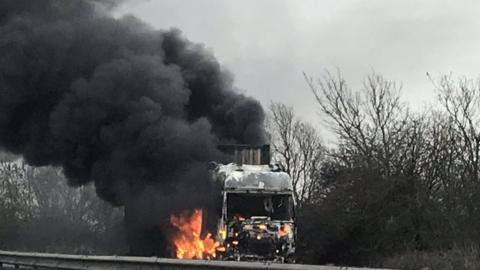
[0, 0, 266, 255]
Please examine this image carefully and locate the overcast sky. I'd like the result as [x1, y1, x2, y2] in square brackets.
[116, 0, 480, 137]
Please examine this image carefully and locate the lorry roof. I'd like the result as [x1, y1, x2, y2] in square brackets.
[215, 163, 293, 191]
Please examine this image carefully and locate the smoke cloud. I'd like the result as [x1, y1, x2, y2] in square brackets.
[0, 0, 266, 207]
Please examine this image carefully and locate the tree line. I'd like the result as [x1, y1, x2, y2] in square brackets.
[268, 71, 480, 268]
[2, 71, 480, 269]
[0, 153, 126, 254]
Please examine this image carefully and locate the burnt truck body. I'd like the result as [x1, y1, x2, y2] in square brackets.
[212, 145, 296, 262]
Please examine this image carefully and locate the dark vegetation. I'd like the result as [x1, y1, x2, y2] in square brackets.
[270, 72, 480, 269]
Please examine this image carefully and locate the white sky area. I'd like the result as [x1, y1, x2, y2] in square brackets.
[116, 0, 480, 140]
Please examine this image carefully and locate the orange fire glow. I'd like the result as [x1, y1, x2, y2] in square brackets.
[169, 209, 221, 259]
[279, 224, 290, 237]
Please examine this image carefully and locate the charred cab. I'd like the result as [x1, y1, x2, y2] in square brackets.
[212, 163, 296, 263]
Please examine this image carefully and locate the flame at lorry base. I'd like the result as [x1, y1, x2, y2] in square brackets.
[278, 224, 290, 237]
[169, 209, 295, 262]
[169, 209, 222, 259]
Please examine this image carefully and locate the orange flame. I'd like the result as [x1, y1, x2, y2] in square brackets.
[169, 209, 220, 259]
[279, 224, 290, 237]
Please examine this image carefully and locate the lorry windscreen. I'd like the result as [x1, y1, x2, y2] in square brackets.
[226, 193, 294, 220]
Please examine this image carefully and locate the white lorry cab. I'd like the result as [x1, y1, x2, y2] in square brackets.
[210, 156, 296, 262]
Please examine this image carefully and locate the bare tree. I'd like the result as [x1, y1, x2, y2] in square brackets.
[428, 75, 480, 235]
[267, 103, 324, 205]
[0, 157, 125, 253]
[434, 75, 480, 183]
[0, 160, 36, 221]
[304, 70, 409, 176]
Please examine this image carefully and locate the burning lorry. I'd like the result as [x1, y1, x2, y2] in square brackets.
[210, 145, 296, 262]
[166, 145, 296, 262]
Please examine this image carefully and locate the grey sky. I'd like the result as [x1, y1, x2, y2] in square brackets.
[116, 0, 480, 137]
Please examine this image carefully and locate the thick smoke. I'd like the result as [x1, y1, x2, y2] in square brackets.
[0, 0, 267, 255]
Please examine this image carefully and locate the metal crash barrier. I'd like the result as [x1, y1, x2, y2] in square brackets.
[0, 250, 396, 270]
